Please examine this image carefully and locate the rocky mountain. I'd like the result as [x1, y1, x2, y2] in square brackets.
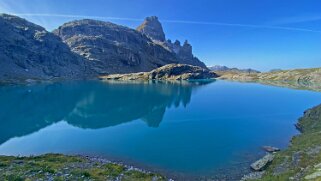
[0, 14, 89, 83]
[136, 16, 207, 68]
[100, 64, 217, 81]
[0, 14, 209, 83]
[53, 19, 182, 74]
[209, 65, 260, 74]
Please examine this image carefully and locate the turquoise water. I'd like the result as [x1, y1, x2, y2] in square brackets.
[0, 80, 321, 179]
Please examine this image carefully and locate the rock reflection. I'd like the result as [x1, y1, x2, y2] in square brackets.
[0, 80, 214, 144]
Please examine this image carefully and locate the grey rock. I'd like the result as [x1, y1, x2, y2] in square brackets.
[137, 16, 207, 69]
[136, 16, 165, 42]
[292, 152, 302, 167]
[54, 19, 179, 74]
[0, 14, 89, 83]
[262, 146, 281, 153]
[100, 64, 217, 81]
[1, 14, 208, 83]
[241, 171, 265, 181]
[250, 154, 274, 171]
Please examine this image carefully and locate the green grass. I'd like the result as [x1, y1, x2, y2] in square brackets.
[0, 154, 164, 180]
[259, 104, 321, 180]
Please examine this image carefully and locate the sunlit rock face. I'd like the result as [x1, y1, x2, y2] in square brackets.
[54, 19, 179, 74]
[137, 16, 166, 42]
[137, 16, 207, 69]
[0, 14, 89, 82]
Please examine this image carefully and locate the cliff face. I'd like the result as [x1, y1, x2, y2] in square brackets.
[136, 16, 207, 68]
[53, 19, 179, 74]
[136, 16, 166, 42]
[0, 14, 89, 82]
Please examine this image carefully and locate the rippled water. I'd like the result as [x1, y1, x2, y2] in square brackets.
[1, 80, 321, 179]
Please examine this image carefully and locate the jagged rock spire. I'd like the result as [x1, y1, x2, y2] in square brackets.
[136, 16, 166, 42]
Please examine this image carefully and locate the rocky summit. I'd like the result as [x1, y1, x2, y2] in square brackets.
[0, 14, 89, 83]
[53, 19, 179, 74]
[136, 16, 166, 42]
[137, 16, 207, 68]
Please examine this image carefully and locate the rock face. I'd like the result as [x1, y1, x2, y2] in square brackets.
[0, 14, 88, 83]
[54, 19, 179, 74]
[136, 16, 165, 42]
[136, 16, 207, 68]
[100, 64, 217, 81]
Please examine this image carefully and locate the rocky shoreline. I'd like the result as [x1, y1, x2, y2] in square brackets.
[241, 104, 321, 180]
[0, 154, 168, 181]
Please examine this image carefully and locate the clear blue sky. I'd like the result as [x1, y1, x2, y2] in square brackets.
[1, 0, 321, 71]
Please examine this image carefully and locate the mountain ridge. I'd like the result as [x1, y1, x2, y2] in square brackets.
[0, 14, 208, 83]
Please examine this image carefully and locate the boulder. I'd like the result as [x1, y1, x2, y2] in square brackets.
[251, 154, 275, 171]
[262, 146, 281, 153]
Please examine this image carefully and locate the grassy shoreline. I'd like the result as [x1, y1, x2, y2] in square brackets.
[258, 104, 321, 180]
[0, 154, 165, 181]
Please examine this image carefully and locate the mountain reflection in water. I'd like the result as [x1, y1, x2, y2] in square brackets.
[0, 80, 214, 145]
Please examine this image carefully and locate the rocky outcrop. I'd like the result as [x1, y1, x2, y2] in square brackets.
[173, 40, 207, 68]
[136, 16, 207, 68]
[0, 14, 90, 83]
[136, 16, 165, 42]
[53, 19, 179, 75]
[100, 64, 217, 81]
[250, 154, 275, 171]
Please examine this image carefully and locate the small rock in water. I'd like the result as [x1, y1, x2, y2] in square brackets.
[262, 146, 280, 153]
[251, 154, 274, 171]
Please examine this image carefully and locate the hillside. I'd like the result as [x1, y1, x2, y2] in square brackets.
[0, 14, 89, 83]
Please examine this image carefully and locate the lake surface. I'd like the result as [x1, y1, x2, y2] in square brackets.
[0, 80, 321, 179]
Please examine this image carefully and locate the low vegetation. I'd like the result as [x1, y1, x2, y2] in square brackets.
[0, 154, 165, 181]
[258, 104, 321, 180]
[215, 67, 321, 92]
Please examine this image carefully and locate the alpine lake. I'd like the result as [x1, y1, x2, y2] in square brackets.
[1, 80, 321, 180]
